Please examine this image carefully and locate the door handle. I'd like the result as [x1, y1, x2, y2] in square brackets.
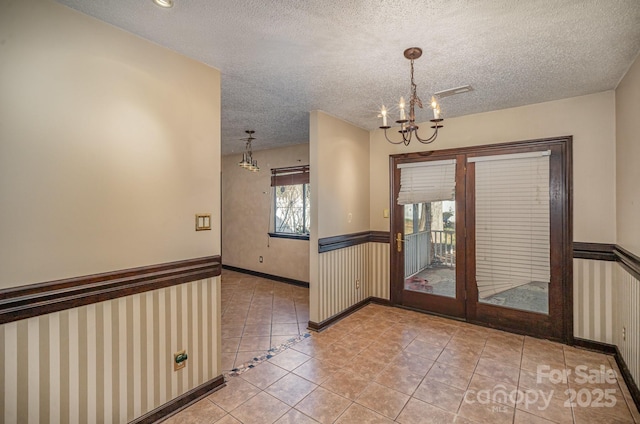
[396, 232, 404, 252]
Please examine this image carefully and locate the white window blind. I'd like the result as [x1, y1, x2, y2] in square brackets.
[471, 151, 550, 299]
[397, 159, 456, 205]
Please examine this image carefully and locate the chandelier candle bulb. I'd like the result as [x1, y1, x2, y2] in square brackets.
[399, 97, 407, 121]
[433, 108, 440, 119]
[381, 106, 388, 127]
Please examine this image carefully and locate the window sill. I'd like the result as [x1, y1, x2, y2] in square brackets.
[268, 232, 310, 241]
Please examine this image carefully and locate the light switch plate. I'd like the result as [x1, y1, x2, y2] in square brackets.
[195, 214, 211, 231]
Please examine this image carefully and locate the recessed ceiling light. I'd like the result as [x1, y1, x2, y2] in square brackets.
[153, 0, 173, 8]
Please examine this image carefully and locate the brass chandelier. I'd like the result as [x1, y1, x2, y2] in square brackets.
[379, 47, 443, 146]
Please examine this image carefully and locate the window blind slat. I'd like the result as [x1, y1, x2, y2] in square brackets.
[475, 153, 550, 299]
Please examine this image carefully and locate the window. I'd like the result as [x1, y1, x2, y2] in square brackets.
[470, 150, 550, 313]
[269, 165, 310, 239]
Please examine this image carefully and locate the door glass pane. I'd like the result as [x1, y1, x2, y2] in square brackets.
[474, 153, 550, 314]
[404, 204, 415, 235]
[404, 201, 456, 298]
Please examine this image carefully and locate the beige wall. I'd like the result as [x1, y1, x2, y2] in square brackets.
[0, 0, 222, 422]
[222, 143, 309, 282]
[0, 0, 221, 288]
[370, 91, 617, 244]
[310, 111, 371, 238]
[309, 111, 370, 322]
[616, 53, 640, 256]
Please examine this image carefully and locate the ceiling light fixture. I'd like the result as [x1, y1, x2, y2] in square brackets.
[152, 0, 173, 8]
[434, 85, 473, 98]
[379, 47, 443, 146]
[238, 130, 260, 172]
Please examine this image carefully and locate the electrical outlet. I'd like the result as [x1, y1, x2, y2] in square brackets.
[355, 279, 360, 289]
[623, 327, 626, 341]
[174, 350, 188, 371]
[259, 256, 263, 263]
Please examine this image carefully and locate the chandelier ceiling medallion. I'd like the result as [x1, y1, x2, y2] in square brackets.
[379, 47, 443, 146]
[238, 130, 260, 172]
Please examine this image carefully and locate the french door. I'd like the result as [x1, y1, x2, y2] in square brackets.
[390, 137, 572, 342]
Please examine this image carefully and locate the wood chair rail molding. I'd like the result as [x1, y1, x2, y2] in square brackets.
[0, 255, 222, 325]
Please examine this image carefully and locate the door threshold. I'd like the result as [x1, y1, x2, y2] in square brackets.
[392, 304, 466, 322]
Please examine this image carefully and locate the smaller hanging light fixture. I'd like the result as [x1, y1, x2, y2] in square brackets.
[238, 130, 260, 172]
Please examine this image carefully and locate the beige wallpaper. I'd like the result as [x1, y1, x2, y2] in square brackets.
[614, 264, 640, 389]
[0, 278, 221, 424]
[316, 244, 370, 322]
[573, 258, 615, 343]
[616, 53, 640, 256]
[0, 0, 221, 288]
[369, 91, 617, 244]
[313, 241, 389, 324]
[222, 143, 310, 282]
[369, 242, 391, 301]
[574, 258, 639, 393]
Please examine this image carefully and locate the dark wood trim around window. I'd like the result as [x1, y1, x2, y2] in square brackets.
[318, 231, 390, 253]
[270, 165, 310, 186]
[268, 232, 310, 241]
[0, 255, 222, 325]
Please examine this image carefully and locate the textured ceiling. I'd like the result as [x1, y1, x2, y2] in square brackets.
[55, 0, 640, 155]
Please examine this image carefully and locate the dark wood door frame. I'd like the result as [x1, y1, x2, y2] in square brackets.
[389, 152, 467, 318]
[389, 136, 573, 343]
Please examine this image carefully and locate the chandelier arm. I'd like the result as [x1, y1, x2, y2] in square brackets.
[414, 126, 439, 144]
[383, 128, 410, 145]
[402, 129, 412, 145]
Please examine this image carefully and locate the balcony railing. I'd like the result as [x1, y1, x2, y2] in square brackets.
[405, 230, 455, 278]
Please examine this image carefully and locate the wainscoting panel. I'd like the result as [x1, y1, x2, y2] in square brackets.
[317, 244, 370, 323]
[0, 277, 221, 424]
[615, 264, 640, 390]
[369, 242, 390, 301]
[573, 258, 615, 343]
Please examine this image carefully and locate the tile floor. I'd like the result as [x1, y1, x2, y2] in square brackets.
[220, 270, 310, 372]
[165, 273, 640, 424]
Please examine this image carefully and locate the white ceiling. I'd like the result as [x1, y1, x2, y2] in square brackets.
[55, 0, 640, 155]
